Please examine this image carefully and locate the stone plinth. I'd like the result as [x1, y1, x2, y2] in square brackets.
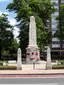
[26, 46, 40, 63]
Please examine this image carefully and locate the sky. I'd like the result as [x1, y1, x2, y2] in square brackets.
[0, 0, 19, 41]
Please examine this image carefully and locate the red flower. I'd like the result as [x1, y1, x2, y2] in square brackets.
[36, 52, 38, 56]
[32, 52, 34, 55]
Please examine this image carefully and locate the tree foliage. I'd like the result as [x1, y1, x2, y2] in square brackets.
[54, 4, 64, 40]
[7, 0, 56, 54]
[0, 14, 14, 58]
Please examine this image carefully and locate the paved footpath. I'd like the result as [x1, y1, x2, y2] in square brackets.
[0, 70, 64, 78]
[0, 63, 64, 78]
[0, 69, 64, 74]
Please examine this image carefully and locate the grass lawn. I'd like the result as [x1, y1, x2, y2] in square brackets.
[0, 60, 8, 63]
[0, 60, 17, 70]
[58, 60, 64, 61]
[52, 64, 64, 69]
[0, 66, 16, 70]
[58, 60, 64, 63]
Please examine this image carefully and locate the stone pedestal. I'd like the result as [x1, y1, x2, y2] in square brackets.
[26, 16, 40, 63]
[17, 48, 22, 70]
[26, 46, 40, 63]
[46, 46, 52, 69]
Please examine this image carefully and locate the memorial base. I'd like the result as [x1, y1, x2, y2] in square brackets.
[26, 46, 40, 64]
[17, 67, 22, 70]
[46, 64, 52, 70]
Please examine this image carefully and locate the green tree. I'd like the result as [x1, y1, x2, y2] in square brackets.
[8, 39, 19, 55]
[7, 0, 56, 55]
[54, 4, 64, 39]
[0, 14, 14, 59]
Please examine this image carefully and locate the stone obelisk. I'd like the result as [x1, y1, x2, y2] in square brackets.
[46, 46, 52, 69]
[26, 16, 40, 63]
[17, 48, 22, 70]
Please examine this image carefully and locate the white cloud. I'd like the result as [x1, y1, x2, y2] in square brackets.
[8, 17, 19, 40]
[0, 11, 9, 15]
[13, 27, 19, 37]
[0, 11, 2, 15]
[8, 17, 17, 26]
[8, 17, 19, 37]
[0, 0, 9, 2]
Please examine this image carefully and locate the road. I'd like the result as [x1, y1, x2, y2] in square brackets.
[0, 76, 64, 84]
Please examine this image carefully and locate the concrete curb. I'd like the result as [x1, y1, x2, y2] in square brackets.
[0, 73, 64, 75]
